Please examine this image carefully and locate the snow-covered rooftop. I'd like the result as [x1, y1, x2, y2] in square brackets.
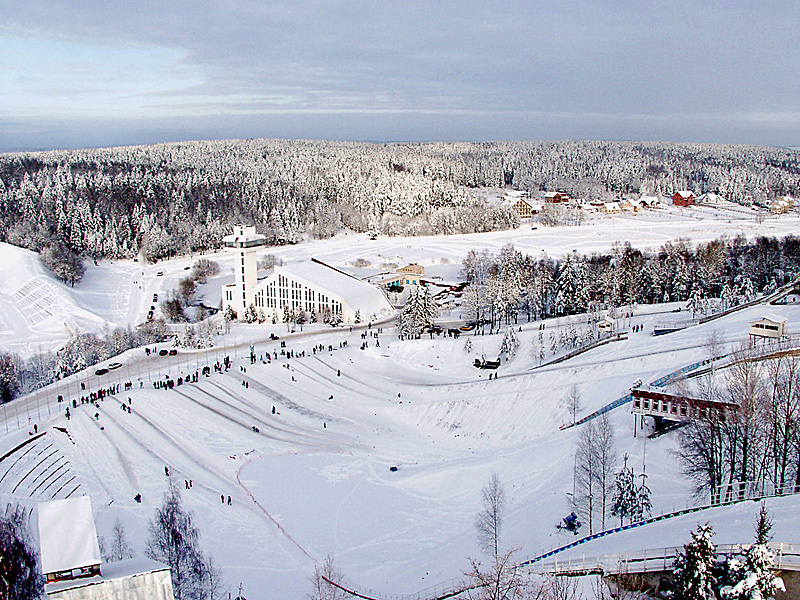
[45, 557, 171, 596]
[38, 496, 101, 575]
[277, 259, 393, 317]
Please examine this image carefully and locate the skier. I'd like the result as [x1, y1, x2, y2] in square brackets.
[165, 466, 170, 477]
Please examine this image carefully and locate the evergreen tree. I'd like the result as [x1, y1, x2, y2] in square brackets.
[611, 454, 638, 526]
[633, 473, 652, 523]
[0, 504, 43, 600]
[399, 286, 438, 338]
[499, 326, 519, 358]
[0, 353, 19, 404]
[720, 504, 785, 600]
[244, 304, 258, 323]
[672, 523, 718, 600]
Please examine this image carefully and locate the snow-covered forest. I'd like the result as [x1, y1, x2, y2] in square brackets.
[1, 139, 798, 261]
[459, 234, 800, 327]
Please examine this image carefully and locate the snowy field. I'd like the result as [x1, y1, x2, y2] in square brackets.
[1, 208, 799, 599]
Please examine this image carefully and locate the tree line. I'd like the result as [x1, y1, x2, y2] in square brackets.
[459, 234, 800, 328]
[1, 139, 797, 262]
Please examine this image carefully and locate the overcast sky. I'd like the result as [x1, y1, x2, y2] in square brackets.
[1, 0, 798, 151]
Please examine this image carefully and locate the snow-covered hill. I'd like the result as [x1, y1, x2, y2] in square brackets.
[0, 243, 115, 357]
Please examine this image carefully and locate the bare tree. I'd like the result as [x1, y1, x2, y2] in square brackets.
[464, 549, 544, 600]
[541, 575, 582, 600]
[476, 473, 506, 558]
[594, 414, 617, 531]
[108, 518, 135, 561]
[307, 554, 350, 600]
[575, 421, 598, 534]
[562, 385, 583, 426]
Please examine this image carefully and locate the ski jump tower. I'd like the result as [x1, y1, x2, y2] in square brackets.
[222, 225, 267, 319]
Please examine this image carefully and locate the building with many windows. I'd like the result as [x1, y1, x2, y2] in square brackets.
[223, 255, 394, 323]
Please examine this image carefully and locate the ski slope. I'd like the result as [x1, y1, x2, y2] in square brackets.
[1, 211, 800, 599]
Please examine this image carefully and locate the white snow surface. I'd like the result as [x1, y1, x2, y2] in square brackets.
[2, 211, 800, 599]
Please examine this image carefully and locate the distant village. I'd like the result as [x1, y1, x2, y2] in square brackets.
[501, 188, 796, 218]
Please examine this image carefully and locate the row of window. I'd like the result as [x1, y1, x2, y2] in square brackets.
[633, 397, 727, 421]
[254, 278, 343, 315]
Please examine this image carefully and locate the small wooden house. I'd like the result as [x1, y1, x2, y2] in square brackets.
[543, 191, 570, 204]
[672, 190, 696, 207]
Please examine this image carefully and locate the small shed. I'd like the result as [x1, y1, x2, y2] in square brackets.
[597, 316, 615, 333]
[749, 315, 787, 341]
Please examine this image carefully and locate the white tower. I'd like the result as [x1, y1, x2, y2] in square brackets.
[222, 225, 267, 319]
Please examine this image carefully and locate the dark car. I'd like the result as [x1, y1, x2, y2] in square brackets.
[169, 349, 178, 356]
[95, 368, 109, 376]
[269, 333, 280, 340]
[159, 349, 168, 356]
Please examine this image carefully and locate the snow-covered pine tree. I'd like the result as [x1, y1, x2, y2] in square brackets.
[499, 326, 519, 358]
[223, 305, 237, 322]
[354, 309, 362, 324]
[720, 504, 784, 600]
[672, 523, 718, 600]
[464, 337, 473, 353]
[633, 473, 652, 523]
[399, 286, 438, 339]
[244, 304, 258, 324]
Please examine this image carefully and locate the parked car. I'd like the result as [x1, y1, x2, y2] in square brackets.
[169, 349, 178, 356]
[156, 271, 164, 276]
[460, 324, 475, 331]
[159, 349, 168, 356]
[108, 362, 122, 370]
[95, 368, 109, 376]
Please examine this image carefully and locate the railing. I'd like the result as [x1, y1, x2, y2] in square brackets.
[527, 542, 800, 576]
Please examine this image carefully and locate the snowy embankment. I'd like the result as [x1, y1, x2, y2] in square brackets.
[1, 297, 797, 598]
